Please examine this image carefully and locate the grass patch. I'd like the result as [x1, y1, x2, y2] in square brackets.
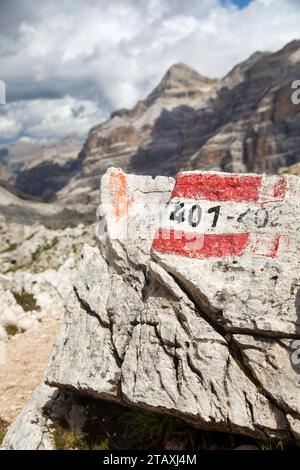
[12, 290, 41, 312]
[53, 425, 110, 451]
[51, 396, 287, 451]
[31, 237, 59, 264]
[4, 237, 59, 274]
[0, 430, 5, 446]
[4, 323, 25, 336]
[117, 410, 237, 450]
[258, 441, 283, 450]
[53, 426, 89, 450]
[0, 419, 8, 445]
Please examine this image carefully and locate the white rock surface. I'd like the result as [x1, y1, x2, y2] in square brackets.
[1, 383, 89, 450]
[152, 171, 300, 337]
[45, 169, 300, 444]
[0, 214, 95, 337]
[4, 168, 300, 448]
[1, 384, 56, 450]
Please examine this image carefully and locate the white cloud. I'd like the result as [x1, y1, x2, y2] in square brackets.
[0, 96, 106, 142]
[0, 0, 300, 142]
[0, 116, 22, 140]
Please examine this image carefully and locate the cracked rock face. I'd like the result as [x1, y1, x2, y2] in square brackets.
[152, 171, 300, 337]
[41, 168, 300, 445]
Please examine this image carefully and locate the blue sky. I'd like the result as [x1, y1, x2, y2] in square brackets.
[221, 0, 252, 7]
[231, 0, 252, 8]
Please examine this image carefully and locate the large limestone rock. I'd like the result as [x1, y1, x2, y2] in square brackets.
[152, 171, 300, 336]
[1, 384, 57, 450]
[1, 384, 90, 450]
[39, 168, 300, 446]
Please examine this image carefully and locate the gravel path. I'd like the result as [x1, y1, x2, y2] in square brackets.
[0, 319, 60, 429]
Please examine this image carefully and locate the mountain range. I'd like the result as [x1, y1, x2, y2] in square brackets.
[0, 134, 83, 201]
[2, 39, 300, 204]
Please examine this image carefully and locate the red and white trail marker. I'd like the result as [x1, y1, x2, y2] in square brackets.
[151, 171, 300, 336]
[152, 172, 291, 259]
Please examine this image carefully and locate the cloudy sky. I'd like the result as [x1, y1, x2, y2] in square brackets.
[0, 0, 300, 144]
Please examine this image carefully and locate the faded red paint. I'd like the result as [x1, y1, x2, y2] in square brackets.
[152, 229, 250, 259]
[171, 173, 263, 203]
[258, 176, 287, 203]
[272, 177, 286, 199]
[109, 168, 131, 220]
[251, 233, 282, 258]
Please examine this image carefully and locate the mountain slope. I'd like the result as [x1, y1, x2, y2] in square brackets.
[0, 182, 95, 228]
[1, 134, 83, 201]
[57, 64, 219, 203]
[12, 40, 300, 204]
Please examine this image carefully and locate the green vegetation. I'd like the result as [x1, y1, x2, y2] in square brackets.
[31, 237, 59, 264]
[53, 426, 90, 450]
[0, 431, 5, 445]
[53, 426, 110, 451]
[52, 396, 286, 451]
[4, 323, 25, 336]
[12, 290, 41, 312]
[0, 421, 8, 445]
[0, 429, 6, 446]
[258, 441, 283, 450]
[4, 237, 60, 274]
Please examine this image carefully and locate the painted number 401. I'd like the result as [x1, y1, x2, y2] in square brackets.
[170, 202, 221, 228]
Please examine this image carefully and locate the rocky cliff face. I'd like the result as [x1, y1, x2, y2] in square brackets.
[3, 167, 300, 449]
[57, 64, 219, 204]
[57, 41, 300, 204]
[0, 134, 83, 201]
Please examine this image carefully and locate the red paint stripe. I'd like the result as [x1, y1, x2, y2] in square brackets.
[171, 173, 263, 202]
[152, 229, 250, 259]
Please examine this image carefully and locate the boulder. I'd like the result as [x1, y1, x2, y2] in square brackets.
[1, 384, 57, 450]
[1, 384, 89, 450]
[3, 168, 300, 447]
[152, 171, 300, 336]
[45, 169, 300, 444]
